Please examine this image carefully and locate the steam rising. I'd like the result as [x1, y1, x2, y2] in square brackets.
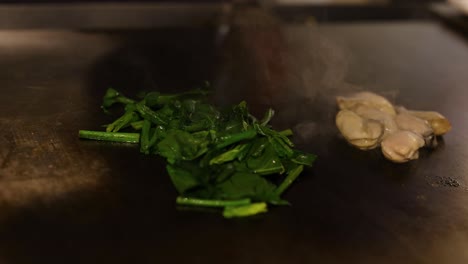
[279, 25, 401, 147]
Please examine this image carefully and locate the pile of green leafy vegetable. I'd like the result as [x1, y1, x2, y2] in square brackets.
[79, 88, 316, 218]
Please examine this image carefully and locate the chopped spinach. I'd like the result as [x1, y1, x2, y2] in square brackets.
[79, 88, 316, 218]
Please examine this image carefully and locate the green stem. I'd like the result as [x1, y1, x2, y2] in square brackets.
[106, 111, 138, 132]
[253, 165, 285, 176]
[136, 103, 169, 126]
[279, 129, 293, 137]
[176, 196, 251, 208]
[78, 130, 140, 143]
[215, 129, 257, 149]
[275, 165, 304, 195]
[260, 108, 275, 126]
[140, 120, 151, 153]
[117, 97, 135, 105]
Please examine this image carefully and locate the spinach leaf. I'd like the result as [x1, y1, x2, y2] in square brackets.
[167, 164, 201, 194]
[246, 143, 284, 175]
[214, 172, 283, 203]
[157, 129, 211, 164]
[102, 88, 135, 110]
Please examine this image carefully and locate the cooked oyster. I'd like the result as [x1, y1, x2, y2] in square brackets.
[336, 91, 396, 116]
[394, 112, 434, 145]
[381, 131, 425, 163]
[397, 107, 451, 136]
[335, 109, 383, 150]
[335, 91, 451, 163]
[352, 104, 399, 138]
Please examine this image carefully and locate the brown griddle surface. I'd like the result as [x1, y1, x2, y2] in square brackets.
[1, 22, 468, 264]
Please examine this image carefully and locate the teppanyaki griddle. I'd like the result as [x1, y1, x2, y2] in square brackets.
[1, 6, 468, 264]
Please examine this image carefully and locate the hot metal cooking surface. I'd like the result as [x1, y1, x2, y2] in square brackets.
[1, 22, 468, 264]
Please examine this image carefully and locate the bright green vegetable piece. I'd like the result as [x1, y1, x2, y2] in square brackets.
[223, 203, 268, 218]
[78, 130, 140, 143]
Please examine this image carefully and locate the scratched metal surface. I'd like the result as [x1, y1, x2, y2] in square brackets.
[1, 21, 468, 264]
